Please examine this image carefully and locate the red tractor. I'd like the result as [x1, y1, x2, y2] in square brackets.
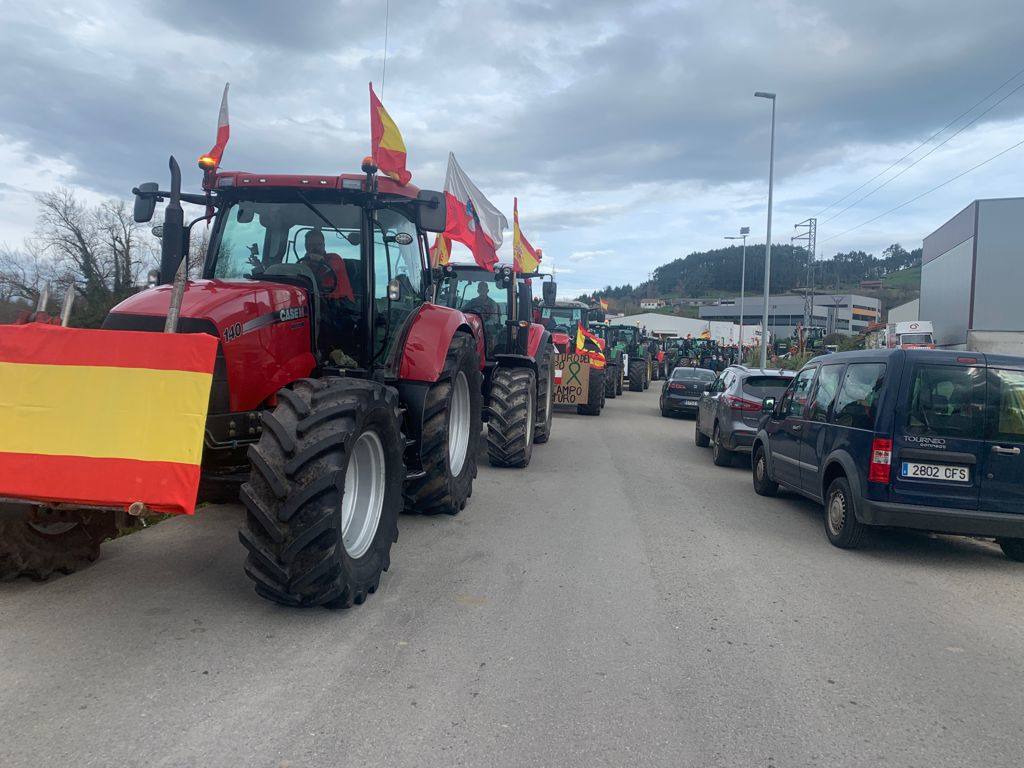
[1, 154, 486, 610]
[437, 263, 557, 467]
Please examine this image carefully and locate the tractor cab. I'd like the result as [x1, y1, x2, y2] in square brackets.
[539, 300, 591, 337]
[436, 263, 536, 359]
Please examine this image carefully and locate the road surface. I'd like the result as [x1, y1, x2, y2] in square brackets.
[2, 388, 1022, 767]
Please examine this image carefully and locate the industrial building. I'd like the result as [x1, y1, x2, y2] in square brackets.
[921, 197, 1024, 349]
[698, 293, 880, 338]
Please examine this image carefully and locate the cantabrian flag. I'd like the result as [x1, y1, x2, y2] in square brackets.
[0, 324, 218, 515]
[429, 234, 451, 267]
[575, 323, 606, 369]
[512, 197, 541, 273]
[369, 83, 412, 185]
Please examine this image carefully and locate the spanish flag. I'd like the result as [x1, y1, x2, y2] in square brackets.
[575, 323, 606, 369]
[0, 324, 218, 515]
[429, 234, 451, 267]
[512, 198, 541, 273]
[369, 83, 412, 186]
[599, 298, 609, 311]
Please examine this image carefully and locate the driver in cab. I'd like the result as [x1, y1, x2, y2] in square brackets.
[303, 228, 355, 302]
[462, 281, 500, 322]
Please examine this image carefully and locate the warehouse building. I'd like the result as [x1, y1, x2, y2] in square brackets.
[920, 197, 1024, 349]
[698, 293, 880, 338]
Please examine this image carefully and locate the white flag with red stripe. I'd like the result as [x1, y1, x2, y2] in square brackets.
[200, 83, 230, 169]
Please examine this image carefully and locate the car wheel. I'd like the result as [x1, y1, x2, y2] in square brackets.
[751, 445, 778, 496]
[711, 424, 733, 467]
[694, 422, 710, 447]
[997, 538, 1024, 562]
[824, 476, 867, 549]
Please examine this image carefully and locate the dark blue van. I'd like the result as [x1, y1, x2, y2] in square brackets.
[751, 348, 1024, 560]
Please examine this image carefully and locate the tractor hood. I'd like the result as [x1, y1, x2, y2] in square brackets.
[108, 279, 311, 335]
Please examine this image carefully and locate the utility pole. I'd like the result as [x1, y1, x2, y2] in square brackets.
[724, 227, 750, 353]
[792, 217, 816, 330]
[754, 91, 777, 368]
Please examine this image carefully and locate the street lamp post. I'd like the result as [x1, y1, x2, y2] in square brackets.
[754, 91, 776, 368]
[724, 226, 750, 358]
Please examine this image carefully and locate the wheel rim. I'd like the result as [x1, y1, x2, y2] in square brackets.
[340, 430, 386, 559]
[28, 521, 79, 537]
[712, 427, 720, 457]
[755, 454, 766, 482]
[827, 491, 847, 536]
[448, 370, 471, 477]
[526, 384, 536, 445]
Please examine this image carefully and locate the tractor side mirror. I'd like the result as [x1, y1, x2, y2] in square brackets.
[416, 190, 447, 233]
[542, 280, 557, 304]
[387, 278, 401, 301]
[133, 182, 159, 223]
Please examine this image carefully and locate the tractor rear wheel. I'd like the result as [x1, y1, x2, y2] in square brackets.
[404, 333, 482, 515]
[628, 359, 645, 391]
[239, 378, 404, 608]
[534, 349, 554, 444]
[0, 510, 111, 581]
[578, 367, 606, 415]
[487, 367, 536, 468]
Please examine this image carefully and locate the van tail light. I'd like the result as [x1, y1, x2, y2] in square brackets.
[869, 437, 893, 483]
[724, 394, 761, 412]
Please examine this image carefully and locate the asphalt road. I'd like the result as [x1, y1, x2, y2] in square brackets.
[2, 387, 1023, 767]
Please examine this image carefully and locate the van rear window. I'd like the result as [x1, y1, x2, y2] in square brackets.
[741, 375, 792, 399]
[905, 365, 986, 440]
[833, 363, 886, 430]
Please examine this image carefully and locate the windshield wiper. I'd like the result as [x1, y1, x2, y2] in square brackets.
[296, 191, 344, 232]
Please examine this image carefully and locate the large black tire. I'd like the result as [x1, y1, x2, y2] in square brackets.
[605, 363, 618, 398]
[998, 538, 1024, 562]
[487, 367, 536, 468]
[577, 367, 606, 415]
[616, 370, 623, 396]
[752, 444, 778, 495]
[404, 333, 482, 515]
[628, 359, 645, 392]
[0, 513, 108, 581]
[824, 476, 867, 549]
[711, 423, 735, 467]
[239, 378, 404, 608]
[534, 347, 554, 444]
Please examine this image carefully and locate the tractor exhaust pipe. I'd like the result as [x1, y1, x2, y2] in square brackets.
[161, 156, 187, 334]
[35, 283, 50, 315]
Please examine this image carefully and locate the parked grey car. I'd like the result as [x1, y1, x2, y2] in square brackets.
[695, 366, 795, 466]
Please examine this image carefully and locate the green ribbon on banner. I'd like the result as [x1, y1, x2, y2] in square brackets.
[566, 359, 583, 386]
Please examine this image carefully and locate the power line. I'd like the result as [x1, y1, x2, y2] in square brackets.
[820, 134, 1024, 244]
[813, 64, 1024, 219]
[821, 78, 1024, 225]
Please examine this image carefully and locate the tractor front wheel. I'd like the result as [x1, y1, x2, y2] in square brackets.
[487, 367, 536, 468]
[0, 510, 112, 581]
[239, 377, 404, 608]
[605, 363, 618, 398]
[404, 333, 482, 515]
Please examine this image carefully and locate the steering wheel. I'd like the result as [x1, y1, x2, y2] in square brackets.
[299, 256, 338, 296]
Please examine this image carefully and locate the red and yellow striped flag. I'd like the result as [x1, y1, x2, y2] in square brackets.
[0, 324, 218, 515]
[369, 82, 412, 186]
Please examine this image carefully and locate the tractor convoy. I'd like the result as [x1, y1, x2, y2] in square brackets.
[0, 92, 659, 609]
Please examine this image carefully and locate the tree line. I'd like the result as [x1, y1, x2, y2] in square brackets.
[579, 242, 922, 305]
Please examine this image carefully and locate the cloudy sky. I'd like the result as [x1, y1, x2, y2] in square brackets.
[1, 0, 1023, 296]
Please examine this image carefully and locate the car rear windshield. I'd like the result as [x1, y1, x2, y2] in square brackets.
[672, 368, 716, 382]
[905, 364, 986, 440]
[741, 375, 792, 399]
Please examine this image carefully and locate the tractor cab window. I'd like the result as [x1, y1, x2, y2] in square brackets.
[371, 208, 427, 362]
[211, 199, 367, 366]
[451, 276, 508, 356]
[541, 307, 581, 334]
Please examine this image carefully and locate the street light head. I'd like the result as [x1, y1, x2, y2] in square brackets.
[754, 91, 776, 100]
[740, 226, 750, 235]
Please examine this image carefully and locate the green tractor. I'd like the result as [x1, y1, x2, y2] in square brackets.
[588, 321, 624, 399]
[538, 300, 606, 416]
[605, 324, 650, 392]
